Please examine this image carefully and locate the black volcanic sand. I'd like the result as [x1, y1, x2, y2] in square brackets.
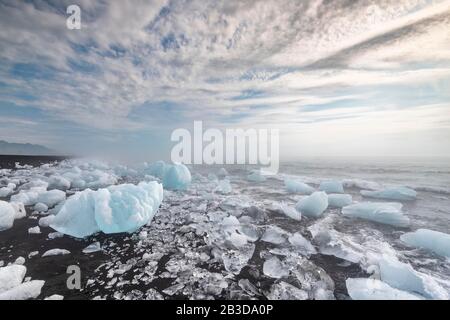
[0, 156, 367, 300]
[0, 155, 69, 169]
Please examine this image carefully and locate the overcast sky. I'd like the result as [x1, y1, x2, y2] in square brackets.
[0, 0, 449, 160]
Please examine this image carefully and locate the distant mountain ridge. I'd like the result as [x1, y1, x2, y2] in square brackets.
[0, 140, 57, 155]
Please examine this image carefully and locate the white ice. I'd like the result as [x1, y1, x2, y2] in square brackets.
[51, 181, 163, 238]
[0, 265, 26, 292]
[284, 179, 314, 194]
[361, 186, 417, 201]
[342, 202, 410, 227]
[288, 233, 317, 255]
[319, 180, 344, 194]
[42, 249, 70, 257]
[34, 202, 48, 212]
[83, 242, 102, 254]
[295, 192, 328, 218]
[346, 278, 423, 300]
[263, 256, 289, 279]
[271, 202, 301, 221]
[28, 226, 41, 234]
[400, 229, 450, 258]
[0, 280, 44, 300]
[327, 194, 353, 208]
[0, 183, 15, 197]
[0, 201, 25, 231]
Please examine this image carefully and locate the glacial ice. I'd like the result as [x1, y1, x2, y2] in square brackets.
[284, 179, 314, 194]
[51, 181, 163, 238]
[361, 186, 417, 201]
[162, 163, 191, 190]
[0, 183, 15, 197]
[83, 242, 102, 254]
[146, 160, 167, 178]
[42, 249, 70, 257]
[0, 265, 26, 292]
[261, 226, 289, 245]
[36, 190, 66, 207]
[288, 233, 317, 255]
[319, 180, 344, 194]
[34, 202, 48, 212]
[346, 278, 423, 300]
[328, 194, 352, 208]
[263, 256, 289, 279]
[271, 202, 301, 221]
[378, 255, 448, 300]
[247, 170, 266, 182]
[0, 200, 15, 231]
[0, 265, 44, 300]
[215, 179, 232, 194]
[11, 188, 65, 207]
[342, 202, 410, 227]
[295, 192, 328, 218]
[400, 229, 450, 258]
[28, 226, 41, 234]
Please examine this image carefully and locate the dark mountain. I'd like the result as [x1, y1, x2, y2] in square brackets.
[0, 140, 57, 155]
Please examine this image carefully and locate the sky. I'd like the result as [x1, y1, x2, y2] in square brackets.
[0, 0, 449, 160]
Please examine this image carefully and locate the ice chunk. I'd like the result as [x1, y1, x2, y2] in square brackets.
[0, 183, 15, 197]
[51, 181, 163, 238]
[288, 233, 317, 255]
[48, 175, 71, 190]
[261, 226, 289, 245]
[146, 160, 167, 178]
[83, 242, 102, 254]
[346, 278, 423, 300]
[319, 180, 344, 194]
[217, 168, 229, 177]
[295, 192, 328, 218]
[378, 255, 448, 299]
[328, 194, 352, 208]
[361, 187, 417, 201]
[247, 170, 266, 183]
[14, 257, 25, 265]
[42, 249, 70, 257]
[162, 164, 191, 190]
[10, 202, 26, 219]
[44, 294, 64, 300]
[263, 257, 289, 279]
[284, 179, 314, 194]
[0, 280, 44, 300]
[0, 265, 26, 292]
[342, 202, 409, 227]
[39, 215, 55, 228]
[215, 179, 232, 194]
[266, 282, 308, 300]
[0, 200, 15, 231]
[36, 190, 66, 207]
[400, 229, 450, 258]
[271, 202, 301, 221]
[34, 202, 48, 212]
[28, 226, 41, 234]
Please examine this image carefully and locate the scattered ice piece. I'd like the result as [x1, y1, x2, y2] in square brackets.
[346, 278, 423, 300]
[378, 255, 448, 300]
[14, 257, 25, 265]
[288, 233, 316, 255]
[215, 179, 232, 194]
[266, 282, 308, 300]
[0, 280, 44, 300]
[146, 160, 167, 178]
[39, 215, 55, 228]
[361, 187, 417, 201]
[217, 168, 229, 177]
[319, 180, 344, 194]
[0, 265, 26, 292]
[284, 179, 314, 194]
[328, 194, 352, 208]
[51, 181, 163, 238]
[247, 170, 266, 183]
[400, 229, 450, 258]
[28, 251, 39, 259]
[36, 190, 66, 207]
[48, 231, 63, 239]
[0, 200, 16, 231]
[42, 249, 71, 257]
[11, 202, 26, 220]
[263, 256, 289, 279]
[261, 226, 289, 245]
[34, 203, 48, 213]
[28, 226, 41, 234]
[342, 202, 409, 227]
[48, 175, 71, 190]
[295, 192, 328, 218]
[227, 232, 248, 248]
[44, 294, 64, 300]
[271, 202, 301, 221]
[0, 183, 15, 197]
[83, 242, 102, 254]
[162, 163, 191, 190]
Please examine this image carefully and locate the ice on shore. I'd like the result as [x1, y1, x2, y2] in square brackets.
[42, 249, 71, 257]
[28, 226, 41, 234]
[11, 188, 65, 207]
[346, 278, 423, 300]
[83, 242, 102, 254]
[34, 202, 48, 213]
[400, 229, 450, 258]
[284, 179, 314, 194]
[267, 282, 308, 300]
[261, 226, 289, 245]
[263, 256, 289, 279]
[342, 202, 410, 227]
[0, 201, 25, 231]
[215, 179, 232, 194]
[0, 265, 26, 292]
[51, 181, 163, 238]
[361, 186, 417, 201]
[288, 233, 317, 255]
[328, 194, 352, 208]
[0, 183, 15, 197]
[319, 180, 344, 194]
[247, 170, 266, 183]
[0, 265, 44, 300]
[378, 255, 448, 300]
[48, 175, 71, 190]
[295, 192, 328, 218]
[271, 202, 301, 221]
[162, 163, 191, 190]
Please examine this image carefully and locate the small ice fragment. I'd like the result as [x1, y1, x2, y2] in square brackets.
[48, 231, 64, 239]
[342, 202, 409, 227]
[28, 251, 39, 259]
[271, 202, 301, 221]
[295, 192, 328, 218]
[34, 203, 48, 213]
[327, 194, 352, 208]
[0, 280, 44, 300]
[284, 179, 314, 194]
[162, 163, 191, 190]
[14, 257, 25, 265]
[319, 180, 344, 194]
[44, 294, 64, 300]
[346, 278, 423, 300]
[400, 229, 450, 258]
[263, 256, 289, 279]
[82, 242, 102, 254]
[28, 226, 41, 234]
[0, 200, 16, 231]
[266, 282, 308, 300]
[215, 179, 232, 194]
[39, 215, 55, 228]
[42, 249, 71, 257]
[261, 226, 289, 245]
[361, 187, 417, 201]
[288, 233, 316, 255]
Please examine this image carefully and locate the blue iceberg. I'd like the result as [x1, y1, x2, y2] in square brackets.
[295, 192, 328, 218]
[400, 229, 450, 258]
[284, 179, 314, 194]
[328, 194, 352, 208]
